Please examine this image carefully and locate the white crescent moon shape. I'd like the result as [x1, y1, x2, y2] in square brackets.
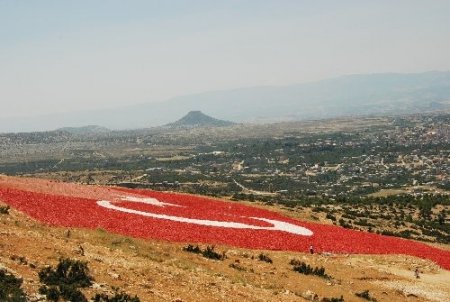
[97, 196, 313, 236]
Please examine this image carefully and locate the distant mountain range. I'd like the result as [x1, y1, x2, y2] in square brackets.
[57, 125, 111, 135]
[1, 71, 450, 132]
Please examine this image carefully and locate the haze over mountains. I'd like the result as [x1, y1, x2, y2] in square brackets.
[2, 71, 450, 133]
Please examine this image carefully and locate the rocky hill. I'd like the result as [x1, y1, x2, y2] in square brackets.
[165, 111, 235, 128]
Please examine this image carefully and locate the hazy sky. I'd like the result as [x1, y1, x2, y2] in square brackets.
[1, 0, 449, 118]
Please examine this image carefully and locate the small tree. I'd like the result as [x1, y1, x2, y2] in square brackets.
[0, 269, 27, 302]
[38, 258, 93, 302]
[39, 258, 93, 288]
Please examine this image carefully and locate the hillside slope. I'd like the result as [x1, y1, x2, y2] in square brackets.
[1, 191, 449, 301]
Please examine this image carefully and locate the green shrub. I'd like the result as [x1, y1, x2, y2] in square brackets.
[92, 288, 140, 302]
[380, 230, 396, 237]
[322, 295, 344, 302]
[258, 253, 273, 264]
[38, 286, 59, 302]
[38, 258, 93, 302]
[39, 258, 93, 288]
[326, 213, 336, 221]
[355, 290, 377, 301]
[39, 285, 87, 302]
[0, 205, 10, 215]
[202, 246, 224, 260]
[229, 262, 246, 272]
[0, 269, 27, 302]
[182, 244, 201, 254]
[338, 218, 353, 229]
[289, 259, 303, 266]
[183, 245, 225, 260]
[291, 261, 330, 279]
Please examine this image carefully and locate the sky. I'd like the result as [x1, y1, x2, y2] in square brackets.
[1, 0, 450, 118]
